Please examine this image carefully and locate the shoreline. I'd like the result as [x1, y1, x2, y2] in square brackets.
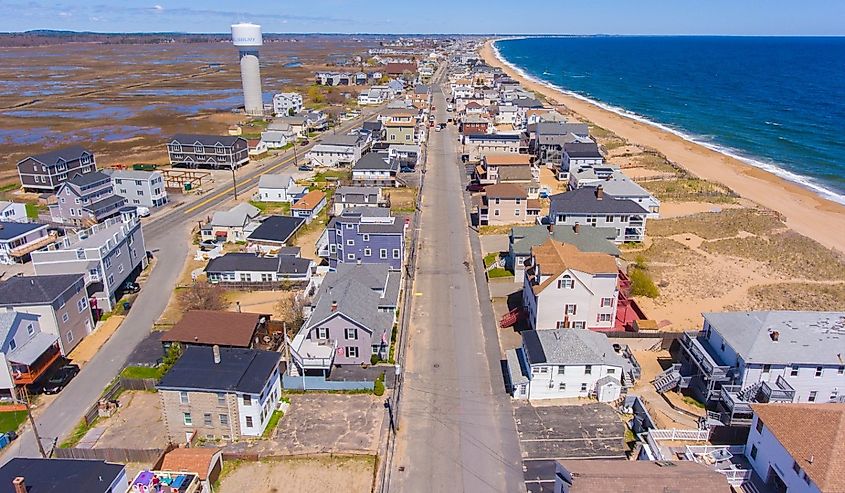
[480, 39, 845, 254]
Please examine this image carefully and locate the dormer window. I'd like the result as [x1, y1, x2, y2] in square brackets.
[215, 143, 225, 155]
[172, 143, 182, 153]
[194, 143, 204, 154]
[557, 275, 574, 289]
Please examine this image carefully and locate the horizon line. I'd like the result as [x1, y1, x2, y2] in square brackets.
[3, 31, 845, 37]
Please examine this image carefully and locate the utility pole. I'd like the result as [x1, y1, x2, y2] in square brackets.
[231, 165, 239, 200]
[15, 386, 47, 458]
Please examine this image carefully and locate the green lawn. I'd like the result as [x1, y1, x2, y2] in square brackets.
[249, 200, 291, 215]
[60, 417, 96, 448]
[120, 365, 162, 380]
[0, 411, 27, 434]
[261, 410, 284, 438]
[487, 268, 513, 279]
[313, 169, 351, 182]
[24, 203, 41, 219]
[483, 252, 499, 268]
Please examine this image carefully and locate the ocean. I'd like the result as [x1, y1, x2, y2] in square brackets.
[493, 36, 845, 204]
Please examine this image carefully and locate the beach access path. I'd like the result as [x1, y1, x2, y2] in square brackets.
[481, 40, 845, 254]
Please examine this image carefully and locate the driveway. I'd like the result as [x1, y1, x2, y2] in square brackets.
[480, 233, 509, 255]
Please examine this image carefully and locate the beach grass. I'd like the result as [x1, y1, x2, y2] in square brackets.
[647, 208, 783, 240]
[642, 178, 738, 204]
[735, 282, 845, 312]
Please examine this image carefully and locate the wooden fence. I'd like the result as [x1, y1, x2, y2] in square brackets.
[54, 445, 171, 464]
[119, 377, 158, 391]
[81, 377, 156, 426]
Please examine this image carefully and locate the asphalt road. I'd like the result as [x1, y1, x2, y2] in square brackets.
[389, 85, 524, 491]
[2, 110, 379, 461]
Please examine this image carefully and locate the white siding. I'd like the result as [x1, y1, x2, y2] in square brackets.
[524, 362, 622, 400]
[746, 415, 822, 493]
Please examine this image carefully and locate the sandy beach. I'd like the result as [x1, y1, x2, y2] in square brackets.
[481, 40, 845, 254]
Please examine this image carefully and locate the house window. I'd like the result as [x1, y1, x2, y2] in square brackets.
[66, 330, 74, 343]
[580, 383, 587, 392]
[830, 391, 839, 401]
[362, 234, 370, 241]
[345, 346, 359, 358]
[600, 297, 613, 307]
[364, 248, 372, 257]
[558, 383, 566, 390]
[790, 365, 799, 376]
[261, 273, 273, 282]
[220, 414, 229, 426]
[598, 313, 613, 323]
[585, 365, 592, 375]
[346, 239, 354, 246]
[514, 209, 520, 216]
[793, 461, 801, 475]
[245, 416, 253, 428]
[316, 328, 328, 339]
[217, 393, 226, 406]
[607, 368, 616, 374]
[117, 264, 124, 274]
[203, 413, 213, 426]
[558, 366, 565, 375]
[380, 249, 388, 259]
[347, 253, 355, 260]
[62, 312, 69, 323]
[750, 444, 758, 459]
[243, 395, 252, 406]
[803, 472, 811, 485]
[573, 321, 586, 329]
[26, 324, 34, 335]
[755, 418, 764, 434]
[345, 328, 358, 340]
[183, 413, 192, 426]
[815, 366, 823, 377]
[809, 391, 817, 402]
[8, 340, 16, 351]
[605, 215, 614, 222]
[392, 249, 400, 259]
[839, 366, 845, 375]
[330, 244, 336, 254]
[180, 391, 189, 404]
[565, 304, 576, 315]
[557, 276, 574, 289]
[556, 321, 567, 329]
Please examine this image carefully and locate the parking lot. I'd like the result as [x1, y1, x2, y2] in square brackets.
[77, 391, 167, 450]
[514, 402, 627, 492]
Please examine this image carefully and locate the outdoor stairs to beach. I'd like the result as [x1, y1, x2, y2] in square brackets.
[652, 364, 683, 393]
[736, 382, 763, 402]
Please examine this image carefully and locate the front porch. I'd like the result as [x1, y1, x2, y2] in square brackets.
[9, 335, 61, 386]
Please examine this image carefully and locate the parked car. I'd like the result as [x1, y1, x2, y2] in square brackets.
[41, 364, 80, 395]
[300, 139, 310, 146]
[123, 281, 141, 294]
[136, 206, 151, 217]
[199, 240, 219, 251]
[0, 432, 17, 450]
[298, 164, 314, 172]
[466, 183, 486, 192]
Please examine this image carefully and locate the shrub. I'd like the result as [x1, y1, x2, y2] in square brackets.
[373, 373, 385, 396]
[370, 354, 380, 366]
[629, 268, 659, 298]
[178, 282, 227, 311]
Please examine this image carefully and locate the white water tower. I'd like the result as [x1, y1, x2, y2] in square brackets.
[231, 22, 264, 116]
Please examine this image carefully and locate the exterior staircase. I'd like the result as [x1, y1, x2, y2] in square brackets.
[652, 364, 683, 393]
[736, 382, 763, 402]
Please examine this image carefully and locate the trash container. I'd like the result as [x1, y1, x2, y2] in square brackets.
[123, 301, 131, 311]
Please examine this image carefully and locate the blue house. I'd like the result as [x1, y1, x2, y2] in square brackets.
[318, 207, 406, 270]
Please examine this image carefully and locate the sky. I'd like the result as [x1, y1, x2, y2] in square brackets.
[2, 0, 844, 35]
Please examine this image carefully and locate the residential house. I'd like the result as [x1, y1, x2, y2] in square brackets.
[351, 153, 400, 187]
[556, 142, 603, 181]
[256, 174, 305, 203]
[158, 447, 224, 493]
[0, 274, 93, 355]
[0, 201, 27, 223]
[166, 135, 249, 170]
[474, 183, 537, 226]
[248, 139, 267, 159]
[508, 224, 619, 282]
[522, 239, 619, 332]
[385, 62, 417, 77]
[464, 133, 524, 158]
[16, 145, 97, 193]
[157, 345, 283, 442]
[361, 121, 385, 141]
[0, 222, 55, 265]
[381, 108, 417, 144]
[31, 212, 147, 312]
[305, 134, 370, 168]
[743, 403, 845, 493]
[534, 122, 590, 166]
[160, 310, 269, 350]
[552, 460, 732, 493]
[0, 458, 127, 493]
[50, 171, 126, 226]
[106, 169, 168, 208]
[0, 311, 61, 398]
[205, 252, 312, 288]
[303, 110, 329, 132]
[548, 186, 649, 243]
[332, 186, 384, 215]
[460, 115, 490, 136]
[245, 215, 305, 253]
[200, 203, 260, 243]
[411, 84, 430, 109]
[464, 101, 484, 115]
[291, 190, 327, 223]
[268, 117, 306, 138]
[496, 166, 540, 198]
[671, 311, 845, 426]
[290, 264, 399, 375]
[506, 328, 634, 401]
[513, 97, 544, 109]
[272, 92, 303, 117]
[358, 86, 390, 106]
[494, 105, 522, 127]
[318, 207, 405, 270]
[569, 169, 660, 217]
[476, 153, 534, 185]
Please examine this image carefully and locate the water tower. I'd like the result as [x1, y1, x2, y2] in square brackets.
[231, 22, 264, 116]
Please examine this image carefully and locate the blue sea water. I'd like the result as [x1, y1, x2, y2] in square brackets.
[494, 36, 845, 204]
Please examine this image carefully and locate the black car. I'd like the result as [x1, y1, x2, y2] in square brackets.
[41, 364, 80, 395]
[123, 281, 140, 294]
[298, 164, 314, 172]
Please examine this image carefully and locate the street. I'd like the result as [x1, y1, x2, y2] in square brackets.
[2, 111, 378, 461]
[388, 85, 524, 491]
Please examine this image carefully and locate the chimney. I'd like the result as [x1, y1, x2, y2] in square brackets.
[595, 185, 604, 200]
[573, 223, 580, 234]
[212, 344, 221, 364]
[770, 330, 779, 342]
[331, 301, 338, 312]
[12, 477, 25, 493]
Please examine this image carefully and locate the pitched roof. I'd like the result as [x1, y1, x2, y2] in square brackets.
[751, 403, 845, 492]
[158, 345, 281, 394]
[353, 153, 394, 171]
[530, 239, 618, 294]
[210, 203, 260, 227]
[512, 224, 619, 257]
[161, 310, 264, 347]
[564, 141, 602, 158]
[171, 134, 244, 147]
[247, 215, 304, 243]
[555, 459, 732, 492]
[484, 154, 531, 166]
[67, 171, 110, 187]
[522, 328, 626, 367]
[319, 134, 364, 147]
[0, 221, 46, 241]
[159, 448, 222, 481]
[26, 145, 91, 165]
[485, 183, 527, 199]
[549, 186, 649, 215]
[204, 252, 311, 275]
[306, 278, 394, 340]
[0, 274, 83, 305]
[292, 190, 326, 211]
[257, 174, 294, 189]
[0, 458, 125, 493]
[703, 311, 845, 365]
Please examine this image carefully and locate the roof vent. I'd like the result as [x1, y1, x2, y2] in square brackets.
[595, 186, 604, 200]
[212, 344, 221, 364]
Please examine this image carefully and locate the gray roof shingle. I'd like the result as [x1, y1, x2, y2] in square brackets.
[522, 329, 626, 367]
[549, 187, 649, 215]
[158, 345, 281, 394]
[247, 215, 305, 243]
[204, 253, 311, 275]
[26, 145, 92, 165]
[0, 274, 84, 305]
[511, 224, 619, 257]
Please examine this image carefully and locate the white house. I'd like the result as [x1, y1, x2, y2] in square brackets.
[272, 92, 303, 117]
[256, 174, 306, 203]
[205, 252, 313, 286]
[507, 328, 634, 401]
[200, 203, 260, 243]
[291, 190, 327, 224]
[0, 201, 28, 222]
[743, 403, 844, 493]
[522, 239, 619, 332]
[548, 186, 650, 243]
[556, 142, 604, 181]
[305, 134, 370, 168]
[569, 167, 660, 218]
[0, 221, 53, 265]
[106, 169, 168, 208]
[358, 86, 390, 106]
[351, 153, 400, 187]
[0, 311, 61, 402]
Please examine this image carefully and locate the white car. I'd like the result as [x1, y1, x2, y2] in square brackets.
[136, 206, 151, 217]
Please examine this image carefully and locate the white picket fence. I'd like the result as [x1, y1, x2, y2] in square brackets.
[649, 428, 710, 441]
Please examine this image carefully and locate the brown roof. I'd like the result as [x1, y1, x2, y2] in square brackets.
[384, 120, 415, 128]
[485, 183, 527, 199]
[497, 166, 533, 182]
[292, 190, 326, 211]
[527, 199, 542, 210]
[381, 108, 417, 118]
[160, 310, 264, 347]
[385, 62, 417, 74]
[531, 239, 618, 294]
[160, 447, 222, 481]
[484, 154, 531, 166]
[751, 403, 845, 492]
[556, 460, 731, 492]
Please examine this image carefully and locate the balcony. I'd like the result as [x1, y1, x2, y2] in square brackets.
[683, 445, 752, 487]
[9, 232, 59, 258]
[289, 332, 336, 371]
[679, 332, 733, 384]
[719, 386, 755, 426]
[760, 375, 796, 403]
[9, 337, 61, 386]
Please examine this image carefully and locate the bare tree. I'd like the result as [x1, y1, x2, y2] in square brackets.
[275, 291, 306, 332]
[178, 282, 228, 311]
